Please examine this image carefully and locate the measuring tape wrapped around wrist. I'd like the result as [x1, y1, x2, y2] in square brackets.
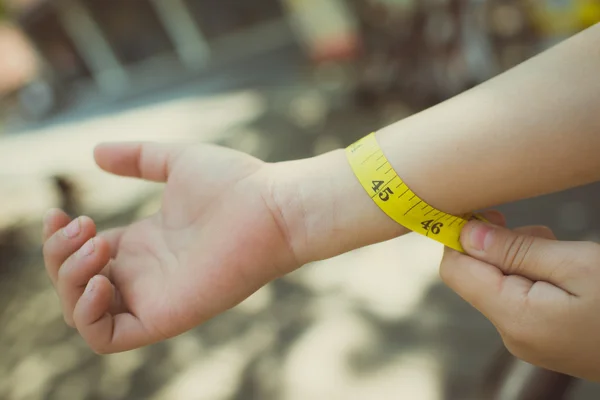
[346, 133, 485, 253]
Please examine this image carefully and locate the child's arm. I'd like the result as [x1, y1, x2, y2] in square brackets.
[273, 23, 600, 265]
[42, 24, 600, 354]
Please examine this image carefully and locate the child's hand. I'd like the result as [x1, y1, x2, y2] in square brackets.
[42, 142, 298, 354]
[440, 211, 600, 381]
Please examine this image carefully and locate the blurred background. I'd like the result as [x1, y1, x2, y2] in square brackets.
[1, 1, 600, 399]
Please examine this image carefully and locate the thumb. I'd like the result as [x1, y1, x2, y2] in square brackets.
[94, 142, 184, 183]
[460, 220, 575, 288]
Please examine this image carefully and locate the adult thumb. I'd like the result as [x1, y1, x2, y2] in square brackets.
[460, 220, 569, 286]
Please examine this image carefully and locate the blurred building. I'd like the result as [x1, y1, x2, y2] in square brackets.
[0, 0, 360, 122]
[0, 0, 598, 123]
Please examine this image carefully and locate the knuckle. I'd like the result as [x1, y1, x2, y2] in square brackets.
[74, 325, 111, 355]
[502, 338, 529, 362]
[90, 344, 110, 355]
[501, 234, 535, 274]
[87, 336, 114, 355]
[438, 250, 461, 284]
[63, 315, 75, 328]
[73, 319, 113, 355]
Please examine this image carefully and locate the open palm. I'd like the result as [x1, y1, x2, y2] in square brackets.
[43, 142, 296, 353]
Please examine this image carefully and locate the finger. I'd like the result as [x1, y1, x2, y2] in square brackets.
[42, 208, 71, 242]
[442, 226, 573, 339]
[98, 227, 125, 258]
[440, 226, 560, 325]
[509, 226, 578, 302]
[57, 237, 112, 326]
[480, 210, 506, 227]
[74, 276, 154, 354]
[440, 247, 509, 324]
[43, 216, 96, 286]
[439, 209, 506, 297]
[94, 142, 184, 182]
[460, 221, 584, 293]
[514, 225, 556, 240]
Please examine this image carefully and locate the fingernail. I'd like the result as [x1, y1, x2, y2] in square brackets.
[62, 218, 81, 238]
[78, 238, 95, 257]
[465, 221, 494, 252]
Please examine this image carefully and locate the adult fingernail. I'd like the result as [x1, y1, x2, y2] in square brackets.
[465, 221, 494, 252]
[62, 218, 81, 239]
[78, 238, 95, 257]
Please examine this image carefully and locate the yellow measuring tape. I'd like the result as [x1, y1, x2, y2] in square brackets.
[347, 133, 485, 253]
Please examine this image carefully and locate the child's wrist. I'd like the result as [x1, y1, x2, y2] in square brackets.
[263, 154, 331, 268]
[267, 148, 408, 267]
